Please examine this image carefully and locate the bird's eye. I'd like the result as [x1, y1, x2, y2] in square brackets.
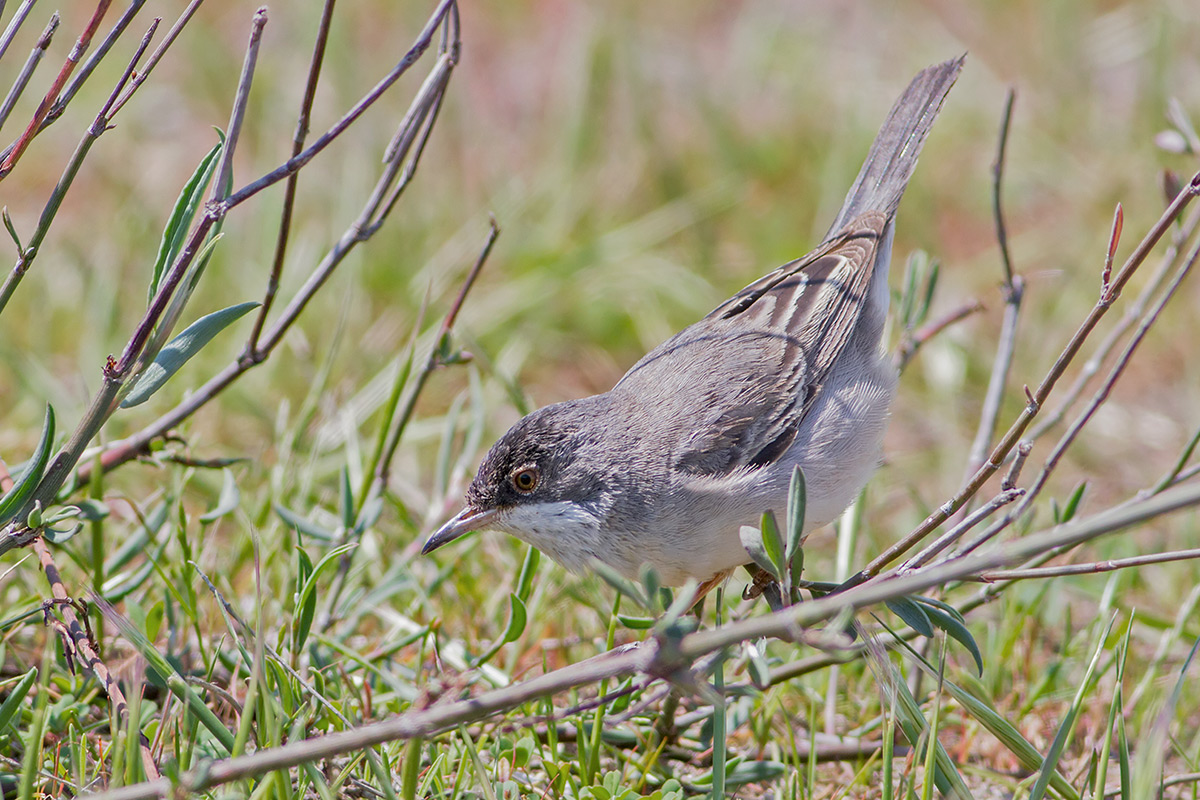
[511, 466, 540, 494]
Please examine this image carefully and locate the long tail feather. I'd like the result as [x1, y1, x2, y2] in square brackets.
[827, 54, 966, 235]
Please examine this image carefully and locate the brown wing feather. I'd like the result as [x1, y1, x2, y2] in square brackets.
[616, 212, 887, 476]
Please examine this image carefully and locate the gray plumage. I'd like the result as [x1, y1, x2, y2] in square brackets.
[424, 56, 964, 586]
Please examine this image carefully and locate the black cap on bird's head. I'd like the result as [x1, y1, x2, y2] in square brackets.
[421, 399, 603, 555]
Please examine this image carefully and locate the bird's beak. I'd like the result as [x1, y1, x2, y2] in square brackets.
[422, 506, 498, 554]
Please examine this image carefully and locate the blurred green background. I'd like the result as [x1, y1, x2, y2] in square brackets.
[2, 0, 1200, 790]
[5, 0, 1197, 549]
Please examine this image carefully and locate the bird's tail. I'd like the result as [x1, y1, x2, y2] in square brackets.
[826, 55, 965, 235]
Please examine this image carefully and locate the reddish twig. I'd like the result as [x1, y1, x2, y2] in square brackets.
[71, 0, 460, 484]
[894, 298, 984, 372]
[0, 0, 113, 179]
[0, 469, 158, 780]
[854, 169, 1200, 583]
[246, 0, 336, 355]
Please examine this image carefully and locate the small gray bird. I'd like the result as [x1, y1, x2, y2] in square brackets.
[424, 57, 964, 590]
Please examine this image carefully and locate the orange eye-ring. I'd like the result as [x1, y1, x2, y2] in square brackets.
[511, 466, 539, 493]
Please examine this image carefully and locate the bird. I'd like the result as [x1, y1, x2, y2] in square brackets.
[423, 56, 964, 594]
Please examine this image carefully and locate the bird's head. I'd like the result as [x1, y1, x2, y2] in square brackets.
[421, 398, 618, 569]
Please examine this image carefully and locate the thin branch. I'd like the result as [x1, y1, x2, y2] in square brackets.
[106, 0, 205, 119]
[853, 169, 1200, 583]
[83, 478, 1200, 800]
[0, 6, 278, 554]
[991, 89, 1017, 286]
[319, 216, 499, 629]
[247, 0, 336, 355]
[894, 299, 983, 372]
[1029, 203, 1200, 441]
[958, 216, 1200, 557]
[42, 0, 145, 127]
[1001, 439, 1032, 490]
[218, 0, 457, 214]
[211, 7, 267, 205]
[374, 217, 498, 493]
[76, 3, 460, 482]
[0, 12, 58, 134]
[897, 487, 1023, 572]
[88, 643, 650, 800]
[256, 49, 455, 355]
[0, 0, 112, 179]
[962, 88, 1024, 498]
[975, 548, 1200, 582]
[0, 16, 158, 319]
[33, 541, 160, 780]
[0, 0, 38, 63]
[5, 457, 158, 781]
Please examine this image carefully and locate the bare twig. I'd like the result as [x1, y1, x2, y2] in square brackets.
[373, 217, 499, 494]
[0, 16, 157, 317]
[0, 12, 58, 134]
[318, 216, 499, 628]
[0, 7, 263, 553]
[83, 478, 1200, 800]
[246, 0, 336, 355]
[976, 548, 1200, 582]
[963, 88, 1024, 494]
[992, 88, 1017, 287]
[72, 0, 460, 484]
[853, 169, 1200, 583]
[106, 0, 205, 119]
[1030, 203, 1200, 441]
[42, 0, 145, 126]
[897, 487, 1023, 572]
[1001, 439, 1032, 490]
[0, 0, 39, 63]
[958, 216, 1200, 557]
[26, 530, 159, 779]
[0, 1, 459, 558]
[0, 0, 112, 179]
[211, 8, 266, 203]
[894, 299, 983, 372]
[219, 0, 457, 213]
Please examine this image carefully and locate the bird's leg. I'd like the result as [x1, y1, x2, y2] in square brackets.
[652, 569, 733, 744]
[690, 569, 735, 614]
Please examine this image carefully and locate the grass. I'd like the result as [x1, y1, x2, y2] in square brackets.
[2, 0, 1200, 798]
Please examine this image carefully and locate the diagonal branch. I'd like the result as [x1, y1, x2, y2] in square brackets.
[83, 478, 1200, 800]
[854, 169, 1200, 583]
[0, 0, 112, 179]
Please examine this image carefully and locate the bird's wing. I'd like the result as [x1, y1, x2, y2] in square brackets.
[616, 212, 887, 477]
[613, 56, 964, 478]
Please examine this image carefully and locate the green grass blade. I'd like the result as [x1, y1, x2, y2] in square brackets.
[198, 468, 240, 522]
[0, 666, 37, 733]
[0, 405, 54, 525]
[1029, 615, 1115, 800]
[892, 626, 1081, 800]
[760, 510, 785, 579]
